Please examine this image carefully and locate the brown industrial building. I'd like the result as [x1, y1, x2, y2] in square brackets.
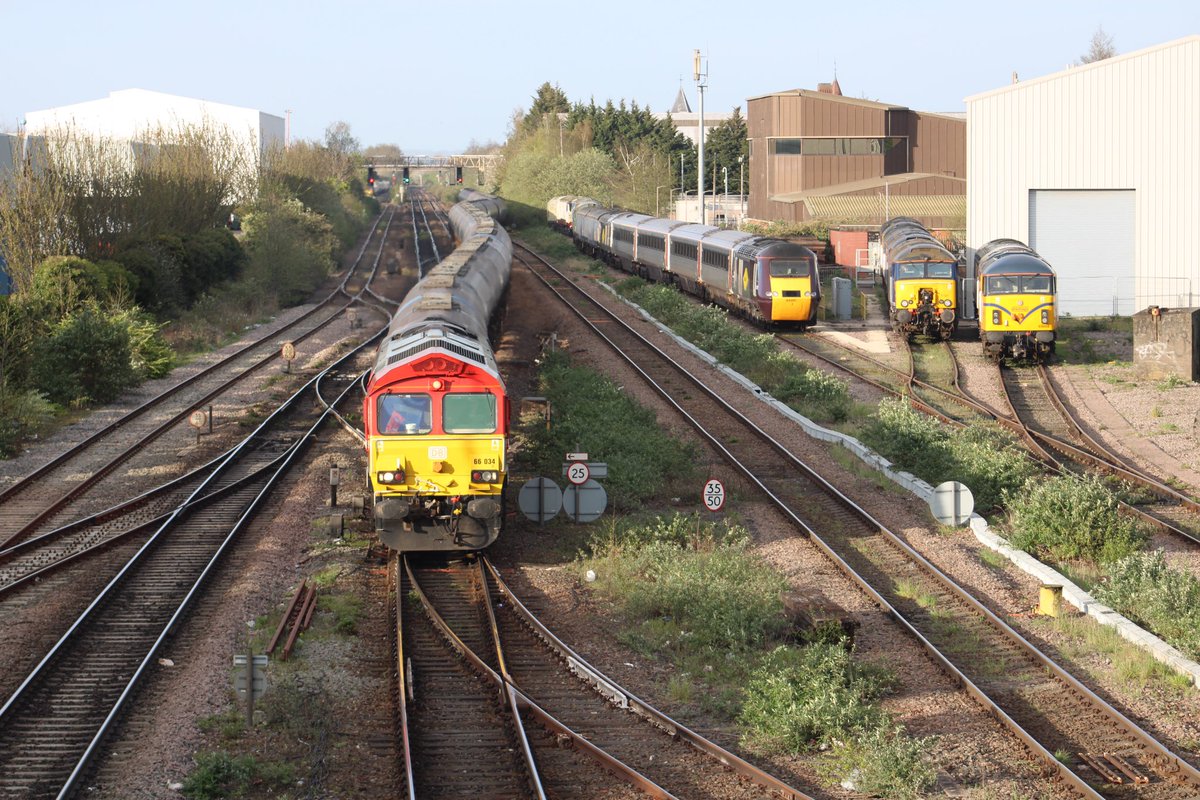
[746, 82, 965, 229]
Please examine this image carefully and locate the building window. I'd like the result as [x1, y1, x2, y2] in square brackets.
[771, 137, 906, 157]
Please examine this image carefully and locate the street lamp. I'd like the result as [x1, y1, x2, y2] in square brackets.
[738, 156, 745, 223]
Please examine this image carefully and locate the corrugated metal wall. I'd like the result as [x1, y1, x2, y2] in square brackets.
[967, 36, 1200, 318]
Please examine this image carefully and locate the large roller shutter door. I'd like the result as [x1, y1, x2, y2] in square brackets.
[1029, 190, 1135, 316]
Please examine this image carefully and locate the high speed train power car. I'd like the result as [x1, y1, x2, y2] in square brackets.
[563, 198, 820, 327]
[881, 217, 961, 340]
[363, 191, 512, 551]
[975, 238, 1056, 361]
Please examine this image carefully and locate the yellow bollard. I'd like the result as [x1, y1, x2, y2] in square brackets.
[1038, 584, 1063, 617]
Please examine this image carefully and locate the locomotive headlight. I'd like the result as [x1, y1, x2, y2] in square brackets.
[804, 291, 814, 297]
[943, 299, 952, 307]
[992, 310, 1000, 325]
[471, 470, 500, 483]
[900, 299, 910, 308]
[1041, 310, 1049, 324]
[377, 469, 405, 484]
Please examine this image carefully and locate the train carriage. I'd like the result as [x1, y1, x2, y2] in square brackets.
[636, 218, 687, 281]
[608, 212, 654, 272]
[572, 204, 616, 258]
[881, 216, 960, 339]
[665, 223, 716, 295]
[364, 193, 512, 551]
[975, 238, 1057, 361]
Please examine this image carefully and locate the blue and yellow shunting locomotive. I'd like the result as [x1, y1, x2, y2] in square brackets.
[975, 238, 1056, 361]
[881, 217, 960, 340]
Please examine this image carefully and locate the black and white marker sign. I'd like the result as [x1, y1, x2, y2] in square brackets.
[703, 479, 725, 512]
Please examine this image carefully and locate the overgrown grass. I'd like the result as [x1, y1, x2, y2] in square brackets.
[521, 348, 699, 504]
[578, 513, 934, 796]
[1055, 316, 1133, 364]
[1040, 611, 1196, 690]
[1004, 474, 1147, 564]
[182, 750, 294, 799]
[1093, 551, 1200, 661]
[859, 399, 1040, 511]
[616, 279, 855, 424]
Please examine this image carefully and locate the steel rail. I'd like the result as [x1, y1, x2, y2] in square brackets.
[515, 242, 1200, 797]
[391, 556, 417, 800]
[404, 557, 680, 799]
[482, 558, 815, 800]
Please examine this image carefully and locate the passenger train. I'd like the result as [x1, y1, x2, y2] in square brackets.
[551, 196, 821, 327]
[975, 238, 1057, 361]
[881, 217, 961, 340]
[363, 191, 512, 551]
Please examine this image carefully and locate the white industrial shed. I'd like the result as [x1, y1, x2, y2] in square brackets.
[966, 35, 1200, 317]
[23, 89, 284, 185]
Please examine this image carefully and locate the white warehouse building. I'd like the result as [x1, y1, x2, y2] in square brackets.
[23, 89, 285, 184]
[966, 35, 1200, 317]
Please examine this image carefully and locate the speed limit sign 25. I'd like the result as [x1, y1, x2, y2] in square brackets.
[703, 479, 725, 512]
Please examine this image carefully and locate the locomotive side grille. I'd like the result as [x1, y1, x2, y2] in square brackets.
[387, 339, 487, 367]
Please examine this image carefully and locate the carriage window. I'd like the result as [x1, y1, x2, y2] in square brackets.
[443, 393, 497, 434]
[1022, 275, 1052, 293]
[379, 394, 432, 435]
[769, 260, 812, 277]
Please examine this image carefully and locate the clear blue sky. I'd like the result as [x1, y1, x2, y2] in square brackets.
[4, 0, 1197, 154]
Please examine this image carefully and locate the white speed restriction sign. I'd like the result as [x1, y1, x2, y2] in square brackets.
[703, 479, 725, 512]
[567, 462, 590, 485]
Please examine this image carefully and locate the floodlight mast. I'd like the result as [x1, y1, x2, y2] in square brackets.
[694, 49, 707, 225]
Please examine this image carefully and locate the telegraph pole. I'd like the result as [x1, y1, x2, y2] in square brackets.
[694, 50, 707, 225]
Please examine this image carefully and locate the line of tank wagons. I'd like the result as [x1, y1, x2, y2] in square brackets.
[363, 189, 513, 552]
[548, 196, 1058, 362]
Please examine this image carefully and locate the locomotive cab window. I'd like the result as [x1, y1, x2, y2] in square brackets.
[986, 276, 1019, 294]
[380, 394, 432, 434]
[1023, 275, 1053, 293]
[443, 393, 498, 434]
[768, 260, 812, 277]
[926, 262, 955, 279]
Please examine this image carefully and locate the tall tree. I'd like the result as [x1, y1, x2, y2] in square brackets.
[1079, 25, 1117, 64]
[704, 108, 749, 196]
[323, 121, 360, 156]
[521, 82, 571, 136]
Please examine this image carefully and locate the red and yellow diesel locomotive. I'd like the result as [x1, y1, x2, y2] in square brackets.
[363, 193, 512, 551]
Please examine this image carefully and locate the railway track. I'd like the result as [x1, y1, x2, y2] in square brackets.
[397, 553, 810, 799]
[0, 207, 399, 550]
[515, 241, 1200, 798]
[0, 341, 374, 799]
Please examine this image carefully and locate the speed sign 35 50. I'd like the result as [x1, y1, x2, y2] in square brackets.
[703, 479, 725, 512]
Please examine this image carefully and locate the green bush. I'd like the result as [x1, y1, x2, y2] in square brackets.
[1094, 551, 1200, 659]
[112, 241, 187, 315]
[242, 198, 337, 307]
[1005, 474, 1147, 564]
[30, 256, 138, 317]
[817, 725, 936, 799]
[739, 643, 890, 751]
[182, 751, 294, 799]
[860, 400, 1037, 510]
[582, 517, 788, 654]
[31, 309, 137, 405]
[110, 308, 176, 379]
[0, 387, 58, 457]
[523, 349, 698, 504]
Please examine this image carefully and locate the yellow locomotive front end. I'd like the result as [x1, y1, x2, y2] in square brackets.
[367, 384, 507, 551]
[975, 239, 1057, 361]
[890, 265, 958, 339]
